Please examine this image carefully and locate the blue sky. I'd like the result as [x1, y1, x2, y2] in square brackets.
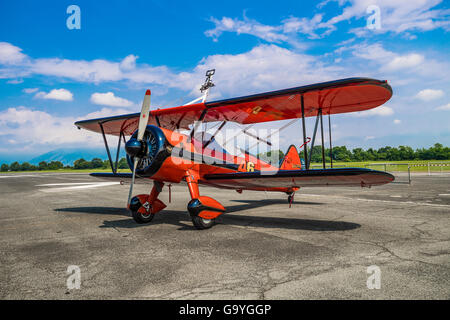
[0, 0, 449, 162]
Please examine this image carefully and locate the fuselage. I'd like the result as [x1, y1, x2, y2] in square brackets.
[131, 125, 293, 193]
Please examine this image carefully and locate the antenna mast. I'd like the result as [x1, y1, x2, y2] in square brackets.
[184, 69, 216, 106]
[200, 69, 215, 102]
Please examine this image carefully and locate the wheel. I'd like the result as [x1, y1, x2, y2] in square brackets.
[190, 214, 216, 230]
[129, 196, 154, 224]
[131, 209, 155, 224]
[287, 195, 293, 204]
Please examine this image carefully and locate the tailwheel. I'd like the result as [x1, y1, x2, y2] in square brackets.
[287, 193, 294, 204]
[287, 191, 295, 208]
[190, 214, 216, 230]
[129, 196, 155, 224]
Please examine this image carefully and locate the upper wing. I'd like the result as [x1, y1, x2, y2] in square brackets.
[202, 168, 394, 190]
[75, 77, 392, 136]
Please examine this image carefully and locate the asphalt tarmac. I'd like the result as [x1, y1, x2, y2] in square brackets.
[0, 172, 449, 299]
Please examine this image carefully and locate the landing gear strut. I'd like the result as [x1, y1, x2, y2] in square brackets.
[185, 171, 225, 230]
[129, 181, 166, 224]
[129, 196, 155, 223]
[287, 191, 295, 208]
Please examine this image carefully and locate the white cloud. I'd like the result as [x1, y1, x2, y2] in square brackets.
[120, 54, 138, 71]
[393, 119, 401, 124]
[0, 104, 146, 154]
[7, 79, 23, 84]
[0, 42, 27, 64]
[435, 103, 450, 111]
[0, 41, 345, 100]
[348, 42, 450, 83]
[205, 16, 288, 43]
[352, 43, 425, 71]
[354, 106, 394, 117]
[320, 0, 450, 36]
[205, 1, 450, 43]
[82, 107, 136, 119]
[180, 44, 343, 97]
[352, 43, 394, 61]
[384, 53, 424, 71]
[31, 58, 124, 83]
[281, 14, 327, 39]
[23, 88, 39, 94]
[35, 88, 74, 101]
[415, 89, 444, 101]
[0, 41, 446, 110]
[90, 92, 134, 107]
[0, 107, 100, 151]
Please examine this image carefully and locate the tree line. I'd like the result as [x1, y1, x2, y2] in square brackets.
[0, 158, 129, 172]
[261, 143, 450, 163]
[1, 143, 449, 172]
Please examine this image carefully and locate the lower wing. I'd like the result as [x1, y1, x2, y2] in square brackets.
[89, 168, 394, 190]
[202, 168, 394, 190]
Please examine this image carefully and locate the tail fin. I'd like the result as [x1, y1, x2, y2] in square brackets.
[280, 145, 302, 170]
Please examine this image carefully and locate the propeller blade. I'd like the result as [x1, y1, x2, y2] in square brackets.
[137, 89, 151, 141]
[127, 89, 151, 208]
[127, 157, 139, 206]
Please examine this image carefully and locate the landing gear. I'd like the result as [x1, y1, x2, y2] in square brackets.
[132, 210, 155, 224]
[190, 215, 216, 230]
[185, 171, 225, 230]
[129, 196, 155, 224]
[128, 181, 166, 224]
[287, 191, 295, 208]
[287, 194, 294, 204]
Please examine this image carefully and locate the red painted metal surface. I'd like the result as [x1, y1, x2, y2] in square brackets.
[75, 78, 392, 136]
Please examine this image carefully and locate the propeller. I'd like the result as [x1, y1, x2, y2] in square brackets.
[126, 89, 151, 207]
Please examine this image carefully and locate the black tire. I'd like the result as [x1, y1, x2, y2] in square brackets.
[288, 195, 293, 204]
[190, 215, 216, 230]
[131, 210, 155, 224]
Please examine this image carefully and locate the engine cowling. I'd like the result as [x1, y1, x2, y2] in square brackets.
[125, 125, 171, 177]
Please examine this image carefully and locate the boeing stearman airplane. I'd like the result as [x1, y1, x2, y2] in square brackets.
[75, 70, 394, 229]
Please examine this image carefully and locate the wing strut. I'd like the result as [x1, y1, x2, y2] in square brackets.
[99, 123, 115, 173]
[189, 109, 208, 141]
[243, 128, 272, 147]
[300, 95, 309, 169]
[248, 119, 297, 151]
[99, 122, 124, 174]
[307, 111, 321, 168]
[203, 121, 227, 149]
[114, 131, 125, 173]
[222, 124, 254, 150]
[328, 113, 333, 168]
[319, 108, 326, 169]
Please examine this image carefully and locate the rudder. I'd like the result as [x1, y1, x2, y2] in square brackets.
[280, 145, 302, 170]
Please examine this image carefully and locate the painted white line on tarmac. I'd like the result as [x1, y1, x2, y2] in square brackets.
[0, 175, 38, 178]
[1, 172, 89, 178]
[36, 183, 100, 187]
[38, 182, 120, 192]
[302, 193, 450, 208]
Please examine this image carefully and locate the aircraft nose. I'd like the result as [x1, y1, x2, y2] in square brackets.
[125, 138, 143, 158]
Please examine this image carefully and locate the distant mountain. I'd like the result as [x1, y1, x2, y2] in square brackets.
[28, 148, 126, 166]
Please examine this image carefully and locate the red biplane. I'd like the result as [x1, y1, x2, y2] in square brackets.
[75, 70, 394, 229]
